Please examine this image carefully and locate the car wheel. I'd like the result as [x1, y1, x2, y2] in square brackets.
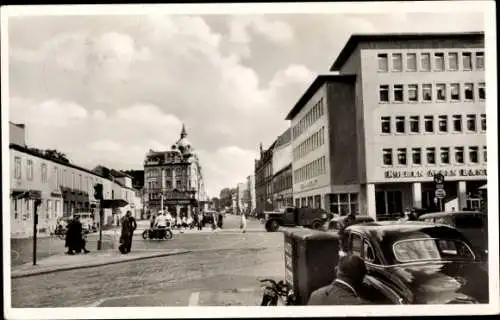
[164, 230, 173, 240]
[266, 220, 279, 232]
[311, 219, 322, 230]
[142, 230, 148, 240]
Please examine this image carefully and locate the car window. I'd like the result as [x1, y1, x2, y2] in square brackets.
[434, 217, 453, 226]
[363, 240, 376, 263]
[393, 239, 475, 263]
[350, 233, 363, 257]
[454, 215, 484, 229]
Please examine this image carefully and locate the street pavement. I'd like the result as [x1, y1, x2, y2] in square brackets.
[10, 214, 285, 307]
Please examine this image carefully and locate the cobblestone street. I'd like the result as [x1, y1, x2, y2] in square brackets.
[11, 225, 284, 307]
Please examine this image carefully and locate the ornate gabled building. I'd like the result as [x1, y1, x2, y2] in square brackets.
[143, 124, 207, 218]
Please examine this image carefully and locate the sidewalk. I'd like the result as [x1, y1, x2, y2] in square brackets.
[102, 227, 266, 236]
[11, 249, 190, 279]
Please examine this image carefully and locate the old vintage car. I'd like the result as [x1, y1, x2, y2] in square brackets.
[264, 207, 333, 232]
[325, 215, 375, 231]
[343, 221, 489, 304]
[418, 211, 488, 259]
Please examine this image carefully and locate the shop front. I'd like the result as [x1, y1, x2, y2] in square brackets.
[363, 167, 488, 220]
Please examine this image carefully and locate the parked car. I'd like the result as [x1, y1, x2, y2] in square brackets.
[325, 215, 374, 231]
[264, 207, 333, 232]
[343, 221, 489, 304]
[418, 211, 488, 259]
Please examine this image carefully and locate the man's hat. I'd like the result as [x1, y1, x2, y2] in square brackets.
[336, 254, 367, 280]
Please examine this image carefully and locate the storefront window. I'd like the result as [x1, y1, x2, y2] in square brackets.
[375, 191, 403, 217]
[330, 193, 359, 215]
[314, 195, 321, 209]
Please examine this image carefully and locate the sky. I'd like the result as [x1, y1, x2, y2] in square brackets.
[6, 4, 486, 198]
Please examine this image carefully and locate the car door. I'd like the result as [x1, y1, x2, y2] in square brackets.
[360, 275, 404, 304]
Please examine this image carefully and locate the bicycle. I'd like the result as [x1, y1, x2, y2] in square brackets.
[259, 279, 296, 306]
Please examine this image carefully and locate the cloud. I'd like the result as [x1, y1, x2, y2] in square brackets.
[7, 12, 484, 197]
[228, 16, 294, 45]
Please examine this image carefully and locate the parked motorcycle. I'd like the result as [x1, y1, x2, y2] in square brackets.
[142, 224, 173, 240]
[259, 279, 296, 306]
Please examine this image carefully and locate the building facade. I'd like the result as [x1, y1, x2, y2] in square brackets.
[285, 32, 486, 220]
[255, 141, 276, 214]
[143, 125, 207, 219]
[9, 123, 138, 238]
[246, 174, 256, 215]
[271, 128, 293, 209]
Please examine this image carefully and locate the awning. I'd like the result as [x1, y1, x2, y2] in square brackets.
[101, 199, 128, 209]
[11, 189, 42, 199]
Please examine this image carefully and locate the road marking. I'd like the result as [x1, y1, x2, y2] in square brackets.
[188, 291, 200, 306]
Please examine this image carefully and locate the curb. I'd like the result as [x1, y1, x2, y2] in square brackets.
[11, 249, 190, 279]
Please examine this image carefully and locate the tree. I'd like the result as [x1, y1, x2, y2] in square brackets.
[219, 188, 233, 208]
[29, 147, 70, 163]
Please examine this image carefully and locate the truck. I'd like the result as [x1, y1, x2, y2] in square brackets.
[264, 207, 333, 232]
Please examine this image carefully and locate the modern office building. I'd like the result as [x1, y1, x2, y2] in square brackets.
[143, 124, 208, 218]
[287, 32, 486, 220]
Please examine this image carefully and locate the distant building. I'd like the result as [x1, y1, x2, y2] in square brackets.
[143, 124, 207, 219]
[246, 175, 256, 215]
[286, 32, 486, 220]
[255, 141, 276, 214]
[272, 128, 293, 209]
[9, 124, 139, 238]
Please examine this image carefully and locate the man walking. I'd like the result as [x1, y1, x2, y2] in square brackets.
[119, 211, 137, 254]
[308, 255, 371, 305]
[240, 212, 247, 233]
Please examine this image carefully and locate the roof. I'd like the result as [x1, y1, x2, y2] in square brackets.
[419, 211, 484, 219]
[10, 143, 108, 180]
[347, 220, 458, 238]
[273, 127, 292, 149]
[285, 74, 356, 120]
[330, 32, 485, 71]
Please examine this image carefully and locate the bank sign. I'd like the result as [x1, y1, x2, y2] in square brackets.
[382, 167, 487, 181]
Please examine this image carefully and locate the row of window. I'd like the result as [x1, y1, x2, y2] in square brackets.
[380, 114, 486, 135]
[381, 145, 487, 166]
[377, 51, 484, 73]
[293, 156, 326, 183]
[12, 198, 62, 220]
[13, 156, 106, 193]
[292, 127, 325, 161]
[272, 173, 293, 194]
[146, 167, 188, 179]
[379, 82, 485, 103]
[292, 98, 325, 140]
[147, 180, 187, 191]
[295, 194, 322, 209]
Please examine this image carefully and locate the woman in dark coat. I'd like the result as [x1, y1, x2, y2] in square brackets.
[119, 211, 136, 254]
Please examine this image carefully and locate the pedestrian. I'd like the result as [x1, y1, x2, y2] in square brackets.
[65, 215, 90, 255]
[150, 214, 156, 229]
[308, 254, 372, 305]
[197, 211, 203, 230]
[119, 211, 136, 254]
[240, 212, 247, 233]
